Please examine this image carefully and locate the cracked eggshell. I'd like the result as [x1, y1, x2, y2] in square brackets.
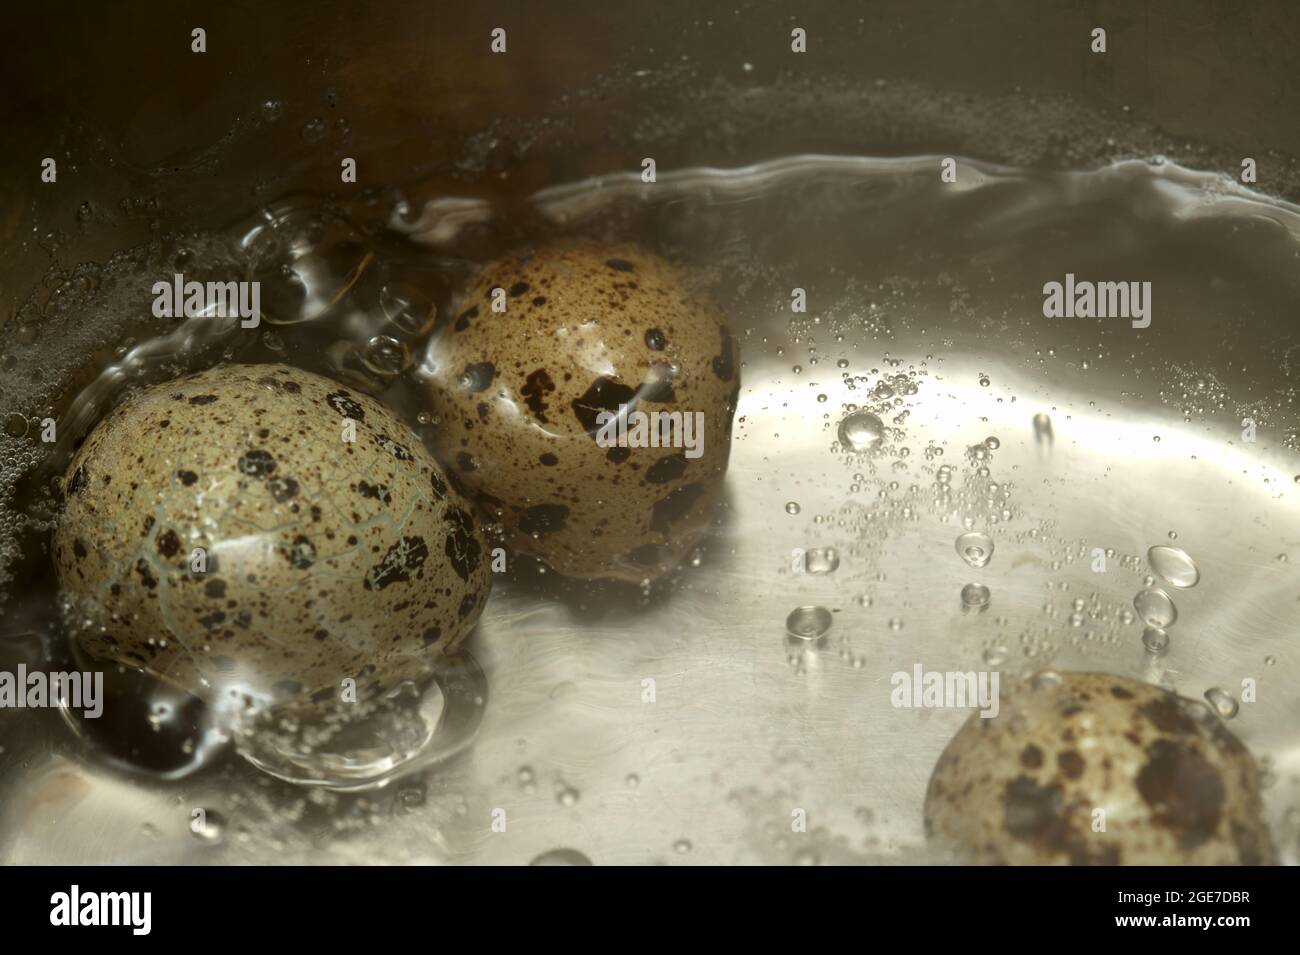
[54, 363, 491, 704]
[923, 671, 1275, 865]
[417, 240, 740, 583]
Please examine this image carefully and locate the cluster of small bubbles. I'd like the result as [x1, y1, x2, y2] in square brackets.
[1204, 687, 1240, 720]
[300, 118, 328, 143]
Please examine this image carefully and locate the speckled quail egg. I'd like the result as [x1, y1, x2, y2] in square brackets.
[53, 363, 491, 706]
[924, 671, 1275, 865]
[416, 240, 740, 582]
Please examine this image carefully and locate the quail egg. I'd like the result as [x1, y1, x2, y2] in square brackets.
[54, 363, 491, 707]
[924, 671, 1275, 864]
[417, 240, 740, 582]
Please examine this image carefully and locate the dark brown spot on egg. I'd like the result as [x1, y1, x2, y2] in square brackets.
[286, 535, 316, 570]
[326, 390, 365, 420]
[519, 503, 569, 536]
[66, 465, 88, 497]
[443, 506, 482, 581]
[421, 625, 442, 647]
[268, 475, 299, 501]
[364, 536, 429, 590]
[238, 449, 277, 478]
[572, 376, 636, 434]
[645, 453, 688, 485]
[188, 395, 218, 405]
[509, 281, 530, 297]
[454, 305, 479, 332]
[156, 529, 181, 558]
[1136, 739, 1224, 850]
[539, 452, 559, 466]
[135, 559, 158, 589]
[1020, 744, 1043, 769]
[649, 483, 706, 533]
[177, 469, 198, 486]
[1003, 776, 1065, 844]
[1057, 750, 1085, 780]
[1139, 696, 1200, 736]
[376, 434, 413, 460]
[429, 470, 447, 500]
[204, 579, 227, 599]
[522, 368, 556, 422]
[606, 258, 635, 272]
[357, 480, 391, 503]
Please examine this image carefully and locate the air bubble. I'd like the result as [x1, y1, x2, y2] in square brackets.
[786, 605, 832, 639]
[837, 411, 885, 452]
[955, 531, 994, 568]
[1147, 545, 1199, 588]
[1134, 588, 1177, 628]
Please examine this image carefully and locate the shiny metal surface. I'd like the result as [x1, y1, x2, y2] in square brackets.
[2, 1, 1299, 866]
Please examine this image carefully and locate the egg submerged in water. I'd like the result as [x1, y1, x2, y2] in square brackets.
[923, 671, 1275, 865]
[416, 240, 740, 583]
[53, 363, 491, 711]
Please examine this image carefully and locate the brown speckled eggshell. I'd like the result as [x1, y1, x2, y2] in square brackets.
[417, 240, 740, 582]
[53, 363, 490, 704]
[923, 671, 1275, 865]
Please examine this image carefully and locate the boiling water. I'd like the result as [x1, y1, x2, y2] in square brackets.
[2, 155, 1300, 863]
